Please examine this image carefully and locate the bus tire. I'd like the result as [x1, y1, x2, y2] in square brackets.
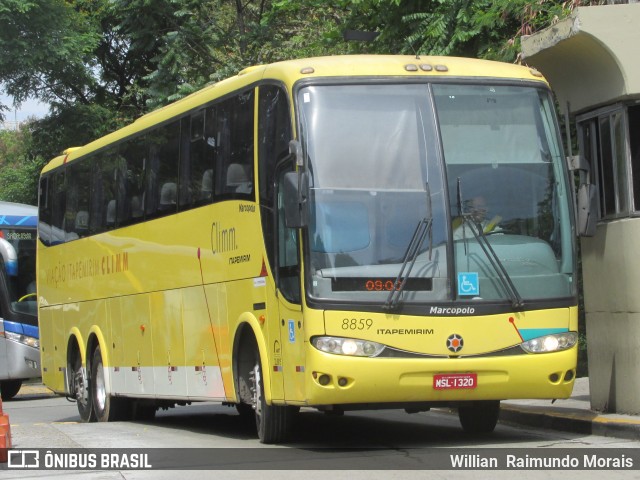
[0, 379, 22, 401]
[90, 345, 127, 422]
[71, 354, 95, 422]
[235, 402, 254, 418]
[458, 400, 500, 433]
[251, 351, 294, 444]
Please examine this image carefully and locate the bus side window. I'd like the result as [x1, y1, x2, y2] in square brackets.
[38, 176, 52, 246]
[65, 160, 92, 239]
[92, 150, 119, 233]
[277, 167, 301, 303]
[146, 122, 179, 219]
[215, 90, 255, 199]
[258, 84, 292, 280]
[50, 169, 66, 245]
[179, 110, 214, 209]
[120, 136, 147, 226]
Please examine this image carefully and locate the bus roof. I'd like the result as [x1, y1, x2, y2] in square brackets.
[0, 200, 38, 227]
[41, 55, 548, 174]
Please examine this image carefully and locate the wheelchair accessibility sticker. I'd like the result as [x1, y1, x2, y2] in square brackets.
[457, 272, 479, 296]
[288, 320, 296, 343]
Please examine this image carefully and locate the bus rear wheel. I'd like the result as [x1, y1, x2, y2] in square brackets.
[250, 351, 294, 444]
[90, 345, 128, 422]
[71, 355, 94, 422]
[0, 380, 22, 401]
[458, 400, 500, 433]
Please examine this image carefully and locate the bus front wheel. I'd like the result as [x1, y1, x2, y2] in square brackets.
[0, 380, 22, 401]
[458, 400, 500, 433]
[250, 351, 294, 444]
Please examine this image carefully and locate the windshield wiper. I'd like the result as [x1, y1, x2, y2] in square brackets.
[456, 178, 524, 308]
[384, 184, 433, 311]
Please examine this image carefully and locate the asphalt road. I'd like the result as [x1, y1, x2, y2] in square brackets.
[2, 384, 640, 479]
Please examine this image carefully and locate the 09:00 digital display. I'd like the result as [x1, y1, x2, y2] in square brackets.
[366, 279, 401, 291]
[331, 277, 433, 292]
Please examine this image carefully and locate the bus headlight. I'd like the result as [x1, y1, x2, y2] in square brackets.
[312, 336, 385, 357]
[4, 331, 40, 349]
[521, 332, 577, 354]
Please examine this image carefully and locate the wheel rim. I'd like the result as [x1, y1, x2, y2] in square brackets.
[251, 361, 263, 421]
[94, 358, 106, 413]
[75, 365, 89, 409]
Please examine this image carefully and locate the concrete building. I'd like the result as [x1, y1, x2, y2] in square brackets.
[522, 2, 640, 414]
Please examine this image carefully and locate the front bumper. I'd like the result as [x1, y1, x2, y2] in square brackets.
[2, 339, 40, 380]
[301, 345, 576, 407]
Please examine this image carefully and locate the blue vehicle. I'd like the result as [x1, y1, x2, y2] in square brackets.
[0, 201, 39, 400]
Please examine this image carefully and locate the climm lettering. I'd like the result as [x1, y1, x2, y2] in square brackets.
[211, 221, 238, 254]
[102, 253, 129, 274]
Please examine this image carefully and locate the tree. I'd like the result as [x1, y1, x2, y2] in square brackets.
[334, 0, 598, 62]
[0, 126, 41, 205]
[0, 0, 607, 205]
[0, 0, 99, 120]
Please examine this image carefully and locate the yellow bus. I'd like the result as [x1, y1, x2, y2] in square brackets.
[37, 55, 578, 443]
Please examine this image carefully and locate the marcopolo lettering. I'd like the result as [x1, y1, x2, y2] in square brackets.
[430, 306, 475, 315]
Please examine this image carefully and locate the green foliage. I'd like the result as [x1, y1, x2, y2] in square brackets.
[0, 104, 118, 204]
[29, 104, 121, 160]
[0, 0, 100, 113]
[0, 0, 603, 204]
[259, 1, 350, 59]
[0, 127, 41, 204]
[0, 158, 41, 205]
[0, 129, 22, 165]
[335, 0, 588, 61]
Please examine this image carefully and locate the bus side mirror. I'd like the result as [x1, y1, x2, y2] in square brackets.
[0, 237, 18, 276]
[577, 183, 597, 237]
[567, 154, 597, 237]
[283, 171, 309, 228]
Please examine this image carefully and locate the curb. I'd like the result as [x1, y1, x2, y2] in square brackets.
[500, 403, 640, 441]
[15, 384, 55, 397]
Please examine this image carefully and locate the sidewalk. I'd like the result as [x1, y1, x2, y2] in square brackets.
[500, 377, 640, 440]
[12, 382, 55, 399]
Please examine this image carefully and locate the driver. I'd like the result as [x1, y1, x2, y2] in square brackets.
[453, 196, 501, 239]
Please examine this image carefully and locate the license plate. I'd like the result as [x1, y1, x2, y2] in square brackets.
[433, 373, 477, 390]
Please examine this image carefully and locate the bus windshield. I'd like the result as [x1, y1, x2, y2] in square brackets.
[0, 227, 37, 315]
[298, 82, 574, 306]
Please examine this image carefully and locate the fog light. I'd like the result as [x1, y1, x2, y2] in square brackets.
[318, 374, 331, 386]
[338, 377, 348, 387]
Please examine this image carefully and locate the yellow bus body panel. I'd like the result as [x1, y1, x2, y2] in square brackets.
[38, 55, 571, 411]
